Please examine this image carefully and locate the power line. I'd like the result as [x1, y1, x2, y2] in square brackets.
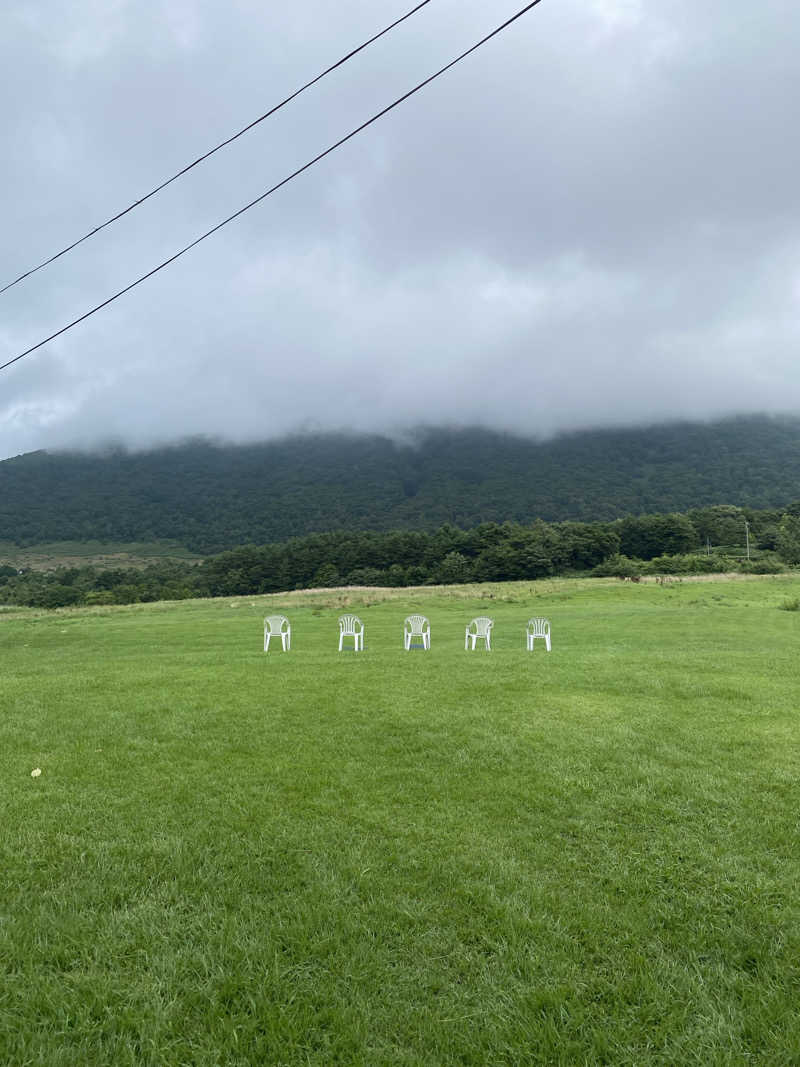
[0, 0, 545, 376]
[0, 0, 434, 297]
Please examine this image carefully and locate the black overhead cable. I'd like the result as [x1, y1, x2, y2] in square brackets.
[0, 0, 434, 297]
[0, 0, 545, 376]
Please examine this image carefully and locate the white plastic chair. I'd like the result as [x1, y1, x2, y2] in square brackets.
[404, 614, 430, 650]
[338, 614, 364, 651]
[526, 617, 551, 652]
[465, 616, 494, 651]
[263, 614, 291, 652]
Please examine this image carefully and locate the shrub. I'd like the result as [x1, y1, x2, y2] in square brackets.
[739, 558, 784, 574]
[778, 598, 800, 612]
[437, 551, 473, 585]
[312, 564, 341, 588]
[644, 554, 734, 575]
[84, 591, 115, 606]
[343, 567, 386, 587]
[591, 554, 642, 578]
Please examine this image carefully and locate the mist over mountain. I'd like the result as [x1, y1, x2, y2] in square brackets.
[1, 416, 799, 554]
[2, 1, 800, 459]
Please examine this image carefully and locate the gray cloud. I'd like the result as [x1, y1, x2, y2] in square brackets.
[1, 0, 798, 459]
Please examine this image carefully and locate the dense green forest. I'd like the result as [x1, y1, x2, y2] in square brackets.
[2, 416, 800, 552]
[3, 503, 799, 609]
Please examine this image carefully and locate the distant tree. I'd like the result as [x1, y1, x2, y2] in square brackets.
[84, 591, 115, 605]
[591, 554, 641, 578]
[617, 513, 698, 560]
[386, 564, 407, 587]
[343, 567, 385, 586]
[776, 515, 800, 564]
[555, 522, 620, 569]
[33, 584, 82, 609]
[313, 563, 341, 588]
[405, 565, 430, 586]
[756, 525, 780, 550]
[688, 505, 745, 547]
[436, 551, 472, 585]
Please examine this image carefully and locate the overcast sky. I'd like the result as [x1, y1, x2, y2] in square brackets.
[1, 0, 798, 460]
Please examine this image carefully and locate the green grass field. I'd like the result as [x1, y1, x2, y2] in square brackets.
[2, 576, 800, 1065]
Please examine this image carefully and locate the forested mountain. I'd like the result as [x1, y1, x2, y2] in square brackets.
[2, 416, 800, 553]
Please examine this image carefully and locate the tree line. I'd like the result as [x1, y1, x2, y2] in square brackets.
[2, 503, 798, 609]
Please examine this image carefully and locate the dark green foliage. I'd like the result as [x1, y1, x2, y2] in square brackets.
[739, 558, 784, 574]
[617, 513, 699, 559]
[0, 507, 791, 609]
[3, 415, 800, 552]
[776, 514, 800, 564]
[0, 561, 197, 609]
[643, 553, 736, 575]
[591, 554, 642, 578]
[688, 504, 747, 546]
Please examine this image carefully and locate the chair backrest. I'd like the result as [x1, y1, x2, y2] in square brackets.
[264, 614, 290, 634]
[527, 616, 550, 635]
[404, 614, 429, 634]
[338, 613, 363, 634]
[468, 616, 494, 635]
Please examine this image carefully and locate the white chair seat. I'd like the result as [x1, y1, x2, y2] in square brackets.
[465, 616, 493, 651]
[526, 616, 551, 652]
[404, 614, 430, 650]
[264, 614, 291, 652]
[338, 613, 364, 651]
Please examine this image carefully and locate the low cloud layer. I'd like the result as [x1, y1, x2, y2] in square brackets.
[1, 0, 798, 459]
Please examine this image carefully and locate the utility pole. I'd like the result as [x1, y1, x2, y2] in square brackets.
[744, 520, 751, 561]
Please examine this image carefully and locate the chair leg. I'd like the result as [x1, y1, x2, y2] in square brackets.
[545, 635, 551, 651]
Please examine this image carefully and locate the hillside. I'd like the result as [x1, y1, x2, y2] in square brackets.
[1, 416, 799, 553]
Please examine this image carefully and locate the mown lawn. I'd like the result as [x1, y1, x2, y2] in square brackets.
[2, 576, 800, 1065]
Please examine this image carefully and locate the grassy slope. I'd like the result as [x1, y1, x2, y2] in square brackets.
[2, 578, 800, 1064]
[0, 540, 201, 571]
